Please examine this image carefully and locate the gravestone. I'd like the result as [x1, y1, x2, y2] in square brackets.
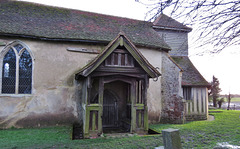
[162, 128, 182, 149]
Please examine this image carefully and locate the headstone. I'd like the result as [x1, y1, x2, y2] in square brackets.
[162, 128, 182, 149]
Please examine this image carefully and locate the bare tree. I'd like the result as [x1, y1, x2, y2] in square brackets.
[137, 0, 240, 53]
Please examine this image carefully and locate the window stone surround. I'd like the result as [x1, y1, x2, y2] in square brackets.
[0, 40, 34, 95]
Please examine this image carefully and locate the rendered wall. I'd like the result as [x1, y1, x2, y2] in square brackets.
[0, 37, 164, 128]
[139, 48, 163, 123]
[0, 37, 101, 128]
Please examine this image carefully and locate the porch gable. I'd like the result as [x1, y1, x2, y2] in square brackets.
[75, 32, 160, 79]
[75, 33, 158, 138]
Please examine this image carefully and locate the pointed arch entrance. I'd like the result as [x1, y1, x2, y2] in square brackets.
[102, 80, 132, 133]
[75, 33, 160, 138]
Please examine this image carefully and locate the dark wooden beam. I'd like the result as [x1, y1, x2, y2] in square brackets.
[96, 67, 144, 73]
[91, 72, 146, 79]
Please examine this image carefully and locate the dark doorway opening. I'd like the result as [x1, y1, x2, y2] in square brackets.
[102, 81, 131, 133]
[102, 90, 118, 128]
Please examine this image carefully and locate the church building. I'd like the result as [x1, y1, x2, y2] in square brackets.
[0, 1, 209, 138]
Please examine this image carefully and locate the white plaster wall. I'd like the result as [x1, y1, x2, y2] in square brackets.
[0, 37, 104, 128]
[139, 48, 162, 123]
[0, 36, 165, 127]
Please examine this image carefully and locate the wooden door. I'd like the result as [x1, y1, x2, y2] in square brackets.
[102, 90, 118, 127]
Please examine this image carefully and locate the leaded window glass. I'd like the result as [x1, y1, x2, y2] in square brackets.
[1, 42, 33, 94]
[4, 63, 10, 77]
[14, 44, 24, 53]
[19, 50, 32, 94]
[2, 49, 16, 94]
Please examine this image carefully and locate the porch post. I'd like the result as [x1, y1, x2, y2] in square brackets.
[98, 77, 104, 134]
[83, 78, 89, 138]
[131, 80, 136, 133]
[144, 78, 149, 131]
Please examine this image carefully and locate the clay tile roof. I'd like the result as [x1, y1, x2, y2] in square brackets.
[153, 14, 192, 32]
[0, 1, 171, 51]
[171, 56, 210, 87]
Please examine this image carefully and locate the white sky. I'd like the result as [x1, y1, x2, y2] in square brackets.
[19, 0, 240, 94]
[20, 0, 148, 20]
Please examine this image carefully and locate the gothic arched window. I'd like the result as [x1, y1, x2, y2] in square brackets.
[1, 41, 33, 94]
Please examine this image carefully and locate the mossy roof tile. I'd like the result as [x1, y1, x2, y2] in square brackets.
[0, 1, 170, 50]
[171, 56, 209, 87]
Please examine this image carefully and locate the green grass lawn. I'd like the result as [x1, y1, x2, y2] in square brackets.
[0, 127, 163, 149]
[218, 97, 240, 102]
[209, 97, 240, 103]
[230, 97, 240, 102]
[151, 109, 240, 148]
[1, 110, 240, 149]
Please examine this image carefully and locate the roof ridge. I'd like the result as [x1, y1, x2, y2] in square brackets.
[153, 13, 163, 25]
